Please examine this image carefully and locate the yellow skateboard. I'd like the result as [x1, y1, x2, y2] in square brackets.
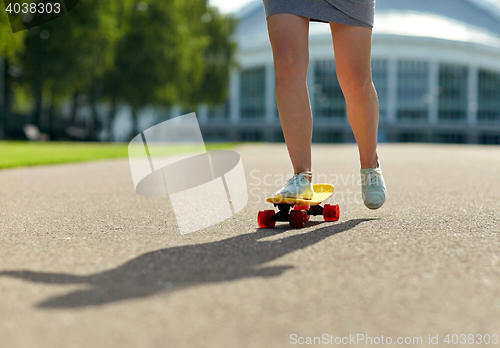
[258, 184, 339, 229]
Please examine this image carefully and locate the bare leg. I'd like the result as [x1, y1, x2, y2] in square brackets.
[330, 23, 379, 169]
[267, 14, 312, 176]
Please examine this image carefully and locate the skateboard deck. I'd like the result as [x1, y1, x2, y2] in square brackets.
[266, 183, 334, 206]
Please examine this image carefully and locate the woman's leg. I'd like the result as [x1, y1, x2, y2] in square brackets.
[330, 23, 379, 169]
[267, 14, 312, 175]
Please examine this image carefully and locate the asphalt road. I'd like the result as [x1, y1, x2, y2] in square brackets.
[1, 143, 500, 348]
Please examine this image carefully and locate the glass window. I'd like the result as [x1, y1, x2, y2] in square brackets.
[313, 60, 346, 119]
[436, 132, 466, 144]
[274, 129, 285, 142]
[239, 130, 263, 141]
[399, 132, 426, 143]
[438, 64, 468, 121]
[202, 129, 228, 142]
[312, 131, 343, 143]
[396, 61, 430, 121]
[240, 67, 266, 119]
[372, 60, 388, 122]
[479, 134, 500, 144]
[208, 102, 229, 120]
[478, 69, 500, 123]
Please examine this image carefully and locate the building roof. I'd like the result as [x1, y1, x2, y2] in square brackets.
[372, 10, 500, 47]
[236, 0, 500, 49]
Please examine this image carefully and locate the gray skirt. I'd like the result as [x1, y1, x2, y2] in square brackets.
[262, 0, 375, 28]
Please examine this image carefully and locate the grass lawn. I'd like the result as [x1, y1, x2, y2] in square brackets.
[0, 141, 240, 170]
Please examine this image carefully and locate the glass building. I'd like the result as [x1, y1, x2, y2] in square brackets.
[197, 0, 500, 144]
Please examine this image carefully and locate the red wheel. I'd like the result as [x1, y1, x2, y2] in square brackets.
[324, 204, 340, 222]
[289, 209, 307, 228]
[258, 210, 276, 228]
[293, 205, 310, 221]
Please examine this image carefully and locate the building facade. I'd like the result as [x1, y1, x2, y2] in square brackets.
[199, 0, 500, 144]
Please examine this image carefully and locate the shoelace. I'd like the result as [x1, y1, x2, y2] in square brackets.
[285, 172, 312, 187]
[365, 169, 380, 186]
[285, 174, 300, 186]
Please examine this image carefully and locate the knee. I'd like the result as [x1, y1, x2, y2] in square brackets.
[338, 70, 374, 100]
[272, 42, 308, 84]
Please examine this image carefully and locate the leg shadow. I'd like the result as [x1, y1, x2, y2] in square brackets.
[0, 219, 374, 309]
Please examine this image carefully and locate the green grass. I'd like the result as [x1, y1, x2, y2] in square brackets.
[0, 141, 240, 170]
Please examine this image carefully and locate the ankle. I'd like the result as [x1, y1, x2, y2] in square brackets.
[296, 171, 313, 182]
[360, 156, 379, 169]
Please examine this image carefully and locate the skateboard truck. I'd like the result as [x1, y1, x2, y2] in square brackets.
[272, 204, 323, 221]
[271, 204, 293, 222]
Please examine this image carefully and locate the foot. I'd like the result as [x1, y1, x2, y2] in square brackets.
[275, 171, 313, 200]
[360, 161, 386, 209]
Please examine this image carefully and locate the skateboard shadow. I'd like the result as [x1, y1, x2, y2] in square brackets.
[0, 218, 374, 309]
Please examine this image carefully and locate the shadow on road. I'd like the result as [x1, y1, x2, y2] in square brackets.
[0, 219, 373, 309]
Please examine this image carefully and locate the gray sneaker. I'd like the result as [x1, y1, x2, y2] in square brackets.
[275, 172, 314, 200]
[360, 161, 386, 209]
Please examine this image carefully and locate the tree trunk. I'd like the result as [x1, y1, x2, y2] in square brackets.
[2, 59, 14, 139]
[70, 92, 79, 126]
[33, 80, 43, 129]
[47, 88, 55, 140]
[88, 86, 99, 141]
[107, 100, 116, 142]
[0, 58, 5, 140]
[129, 106, 138, 141]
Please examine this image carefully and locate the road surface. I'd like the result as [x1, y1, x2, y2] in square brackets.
[1, 143, 499, 348]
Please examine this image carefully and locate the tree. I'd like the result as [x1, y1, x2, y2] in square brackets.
[19, 0, 133, 131]
[103, 0, 237, 139]
[1, 0, 237, 141]
[0, 7, 26, 139]
[186, 6, 238, 107]
[103, 0, 207, 139]
[0, 6, 25, 59]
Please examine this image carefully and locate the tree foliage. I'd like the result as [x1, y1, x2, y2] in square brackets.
[188, 6, 238, 106]
[0, 0, 237, 139]
[0, 5, 25, 61]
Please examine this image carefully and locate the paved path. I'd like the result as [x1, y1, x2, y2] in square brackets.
[1, 144, 500, 348]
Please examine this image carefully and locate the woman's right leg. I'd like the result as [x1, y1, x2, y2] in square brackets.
[267, 14, 312, 175]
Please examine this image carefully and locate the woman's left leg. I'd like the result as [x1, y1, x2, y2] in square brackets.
[330, 23, 386, 209]
[329, 23, 379, 169]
